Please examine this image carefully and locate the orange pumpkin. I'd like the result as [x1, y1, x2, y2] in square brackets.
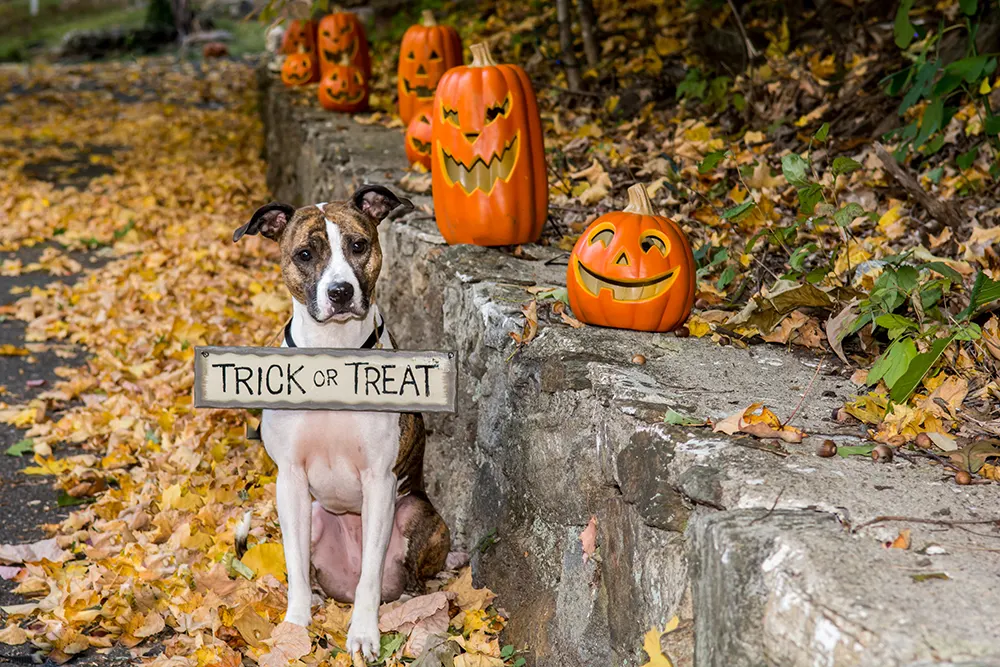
[280, 20, 316, 56]
[431, 42, 547, 246]
[282, 51, 318, 87]
[567, 184, 695, 332]
[318, 63, 369, 112]
[397, 10, 463, 125]
[317, 11, 371, 79]
[405, 108, 433, 169]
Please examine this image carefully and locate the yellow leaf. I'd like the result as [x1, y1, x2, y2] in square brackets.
[0, 624, 28, 645]
[241, 543, 287, 583]
[640, 616, 679, 667]
[980, 77, 992, 95]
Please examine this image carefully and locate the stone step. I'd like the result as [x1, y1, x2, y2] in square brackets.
[258, 69, 1000, 667]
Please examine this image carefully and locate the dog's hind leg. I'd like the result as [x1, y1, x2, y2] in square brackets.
[395, 491, 451, 592]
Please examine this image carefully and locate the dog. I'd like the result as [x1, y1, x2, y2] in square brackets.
[232, 184, 451, 660]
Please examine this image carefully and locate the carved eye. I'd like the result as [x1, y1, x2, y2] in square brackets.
[331, 72, 338, 80]
[296, 248, 312, 262]
[590, 228, 614, 247]
[640, 234, 668, 256]
[350, 239, 368, 255]
[484, 97, 510, 124]
[442, 107, 460, 127]
[429, 49, 440, 60]
[407, 50, 415, 60]
[353, 71, 363, 85]
[418, 114, 430, 124]
[340, 24, 352, 34]
[322, 30, 330, 37]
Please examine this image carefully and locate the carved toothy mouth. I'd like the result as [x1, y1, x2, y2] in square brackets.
[323, 43, 357, 63]
[402, 79, 435, 98]
[410, 137, 431, 154]
[440, 135, 519, 194]
[575, 261, 678, 301]
[325, 88, 364, 104]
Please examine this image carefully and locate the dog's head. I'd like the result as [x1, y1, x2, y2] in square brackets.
[234, 184, 412, 323]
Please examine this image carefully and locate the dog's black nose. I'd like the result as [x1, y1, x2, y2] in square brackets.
[328, 282, 354, 307]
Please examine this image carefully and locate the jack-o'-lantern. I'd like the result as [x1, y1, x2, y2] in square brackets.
[282, 51, 317, 87]
[431, 42, 546, 246]
[567, 184, 696, 332]
[280, 20, 316, 56]
[397, 10, 463, 125]
[317, 11, 371, 79]
[318, 63, 369, 112]
[405, 109, 433, 169]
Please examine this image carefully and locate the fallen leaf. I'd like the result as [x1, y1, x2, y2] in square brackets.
[889, 529, 911, 549]
[259, 622, 311, 667]
[0, 538, 68, 565]
[241, 542, 287, 582]
[640, 616, 679, 667]
[713, 403, 805, 443]
[580, 517, 597, 563]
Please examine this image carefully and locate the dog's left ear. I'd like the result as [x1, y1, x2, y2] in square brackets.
[234, 202, 295, 242]
[353, 184, 413, 223]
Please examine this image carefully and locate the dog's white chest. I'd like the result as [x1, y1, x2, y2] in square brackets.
[261, 409, 401, 514]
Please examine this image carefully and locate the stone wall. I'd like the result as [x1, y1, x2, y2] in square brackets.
[259, 70, 1000, 667]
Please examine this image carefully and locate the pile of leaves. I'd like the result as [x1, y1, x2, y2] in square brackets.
[0, 59, 514, 666]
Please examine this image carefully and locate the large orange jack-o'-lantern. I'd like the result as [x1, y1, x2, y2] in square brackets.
[567, 184, 695, 332]
[405, 108, 433, 169]
[431, 42, 547, 246]
[317, 11, 371, 80]
[318, 62, 369, 113]
[282, 50, 318, 87]
[397, 10, 462, 125]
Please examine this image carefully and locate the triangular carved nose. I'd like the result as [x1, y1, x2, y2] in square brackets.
[615, 251, 630, 266]
[417, 65, 426, 75]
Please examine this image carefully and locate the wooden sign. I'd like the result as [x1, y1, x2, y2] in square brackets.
[194, 347, 456, 412]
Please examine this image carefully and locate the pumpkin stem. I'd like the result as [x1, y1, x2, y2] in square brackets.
[469, 42, 498, 68]
[421, 9, 436, 26]
[623, 183, 656, 215]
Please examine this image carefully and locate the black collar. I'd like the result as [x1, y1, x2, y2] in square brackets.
[284, 315, 386, 350]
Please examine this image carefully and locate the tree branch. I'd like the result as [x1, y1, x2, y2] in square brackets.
[874, 142, 965, 231]
[576, 0, 599, 68]
[556, 0, 582, 91]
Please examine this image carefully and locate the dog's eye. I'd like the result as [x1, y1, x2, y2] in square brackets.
[296, 249, 312, 262]
[350, 240, 368, 255]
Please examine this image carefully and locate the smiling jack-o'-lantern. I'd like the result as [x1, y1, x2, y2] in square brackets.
[281, 19, 316, 56]
[405, 108, 433, 169]
[431, 42, 547, 246]
[397, 10, 463, 125]
[281, 51, 318, 87]
[317, 11, 371, 80]
[318, 62, 369, 113]
[567, 184, 695, 332]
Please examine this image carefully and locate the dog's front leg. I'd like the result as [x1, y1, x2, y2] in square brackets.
[276, 466, 313, 627]
[347, 467, 396, 660]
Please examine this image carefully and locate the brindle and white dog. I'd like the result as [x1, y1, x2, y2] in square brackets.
[233, 185, 450, 660]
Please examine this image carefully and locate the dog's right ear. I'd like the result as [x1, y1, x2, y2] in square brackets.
[233, 202, 295, 242]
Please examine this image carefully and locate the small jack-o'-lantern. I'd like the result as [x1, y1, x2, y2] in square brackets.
[318, 63, 369, 112]
[282, 51, 317, 86]
[567, 184, 695, 332]
[405, 109, 433, 169]
[280, 20, 316, 56]
[397, 10, 463, 125]
[317, 11, 371, 79]
[431, 42, 546, 246]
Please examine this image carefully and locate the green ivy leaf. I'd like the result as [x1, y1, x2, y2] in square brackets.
[833, 202, 865, 227]
[716, 265, 736, 290]
[894, 0, 916, 48]
[5, 439, 34, 457]
[958, 271, 1000, 320]
[796, 184, 824, 215]
[379, 633, 407, 661]
[831, 156, 862, 177]
[875, 314, 918, 339]
[868, 337, 918, 389]
[814, 122, 830, 142]
[956, 144, 981, 170]
[664, 408, 704, 426]
[722, 200, 756, 221]
[699, 150, 728, 174]
[915, 97, 944, 148]
[889, 336, 955, 403]
[949, 55, 987, 84]
[985, 115, 1000, 136]
[781, 153, 811, 188]
[960, 0, 977, 14]
[836, 444, 876, 458]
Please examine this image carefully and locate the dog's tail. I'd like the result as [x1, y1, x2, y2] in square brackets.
[235, 509, 252, 559]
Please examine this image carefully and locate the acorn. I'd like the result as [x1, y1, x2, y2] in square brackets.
[955, 470, 972, 485]
[632, 354, 646, 365]
[871, 444, 894, 463]
[817, 440, 838, 457]
[674, 326, 690, 338]
[914, 433, 932, 448]
[718, 335, 731, 346]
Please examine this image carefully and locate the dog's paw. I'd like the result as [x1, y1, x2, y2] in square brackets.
[283, 609, 312, 628]
[346, 613, 380, 662]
